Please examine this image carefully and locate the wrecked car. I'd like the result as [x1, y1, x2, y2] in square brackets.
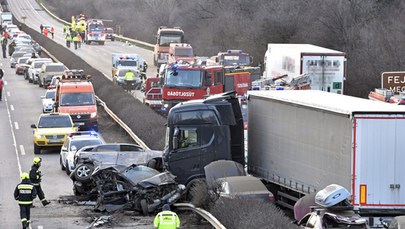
[92, 164, 185, 215]
[70, 143, 163, 196]
[294, 184, 369, 229]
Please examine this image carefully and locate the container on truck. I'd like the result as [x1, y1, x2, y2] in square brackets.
[163, 90, 405, 227]
[247, 90, 405, 227]
[263, 44, 346, 94]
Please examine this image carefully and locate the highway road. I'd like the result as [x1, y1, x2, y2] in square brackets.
[0, 1, 167, 228]
[8, 0, 158, 100]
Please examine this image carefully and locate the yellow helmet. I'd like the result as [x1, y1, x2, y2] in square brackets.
[20, 172, 29, 180]
[33, 157, 42, 165]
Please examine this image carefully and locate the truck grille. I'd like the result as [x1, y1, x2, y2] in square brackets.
[70, 114, 91, 120]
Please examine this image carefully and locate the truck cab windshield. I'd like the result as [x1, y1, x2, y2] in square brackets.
[159, 34, 183, 46]
[165, 69, 202, 88]
[60, 93, 95, 106]
[174, 49, 193, 57]
[222, 55, 250, 66]
[118, 60, 137, 67]
[89, 24, 104, 31]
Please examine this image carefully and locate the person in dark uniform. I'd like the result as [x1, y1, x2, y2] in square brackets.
[29, 157, 51, 206]
[14, 172, 37, 229]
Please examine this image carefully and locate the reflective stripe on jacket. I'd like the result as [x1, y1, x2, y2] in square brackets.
[14, 182, 37, 205]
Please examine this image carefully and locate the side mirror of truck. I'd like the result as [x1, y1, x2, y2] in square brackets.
[30, 124, 36, 128]
[249, 56, 253, 64]
[173, 128, 179, 149]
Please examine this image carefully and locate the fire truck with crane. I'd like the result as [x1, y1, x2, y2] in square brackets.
[153, 26, 185, 67]
[143, 62, 252, 113]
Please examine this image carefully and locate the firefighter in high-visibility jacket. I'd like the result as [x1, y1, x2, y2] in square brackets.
[153, 204, 180, 229]
[29, 157, 51, 207]
[14, 172, 37, 229]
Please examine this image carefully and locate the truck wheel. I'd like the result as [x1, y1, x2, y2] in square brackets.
[34, 144, 41, 154]
[74, 163, 94, 183]
[100, 41, 105, 45]
[28, 77, 32, 83]
[111, 37, 115, 42]
[60, 155, 66, 171]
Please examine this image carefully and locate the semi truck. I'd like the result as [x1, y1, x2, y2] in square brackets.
[163, 90, 405, 227]
[153, 26, 185, 67]
[263, 44, 346, 94]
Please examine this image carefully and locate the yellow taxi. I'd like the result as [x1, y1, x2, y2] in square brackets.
[31, 113, 77, 154]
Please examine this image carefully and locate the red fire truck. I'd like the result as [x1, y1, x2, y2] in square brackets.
[143, 62, 252, 112]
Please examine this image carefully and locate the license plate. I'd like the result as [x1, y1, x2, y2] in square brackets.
[77, 122, 85, 126]
[49, 139, 61, 143]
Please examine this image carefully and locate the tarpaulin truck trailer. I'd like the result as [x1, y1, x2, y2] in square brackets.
[247, 90, 405, 227]
[263, 44, 346, 94]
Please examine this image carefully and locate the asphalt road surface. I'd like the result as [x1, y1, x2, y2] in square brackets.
[8, 0, 156, 102]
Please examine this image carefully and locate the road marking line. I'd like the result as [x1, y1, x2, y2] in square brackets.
[38, 226, 43, 229]
[14, 122, 19, 130]
[20, 145, 25, 156]
[7, 91, 10, 96]
[4, 95, 22, 174]
[10, 104, 14, 111]
[4, 80, 7, 85]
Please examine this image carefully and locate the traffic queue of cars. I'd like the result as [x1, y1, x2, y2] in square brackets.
[9, 43, 186, 214]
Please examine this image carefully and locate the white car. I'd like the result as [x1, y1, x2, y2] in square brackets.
[41, 89, 55, 113]
[28, 59, 52, 83]
[59, 131, 105, 175]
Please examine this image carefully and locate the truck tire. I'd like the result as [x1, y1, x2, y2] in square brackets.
[111, 37, 115, 42]
[74, 163, 94, 183]
[60, 155, 66, 171]
[28, 77, 32, 83]
[100, 41, 105, 45]
[34, 144, 41, 154]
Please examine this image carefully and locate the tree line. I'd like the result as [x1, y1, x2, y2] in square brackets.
[43, 0, 405, 97]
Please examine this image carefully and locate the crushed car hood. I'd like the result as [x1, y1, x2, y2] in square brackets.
[92, 164, 176, 187]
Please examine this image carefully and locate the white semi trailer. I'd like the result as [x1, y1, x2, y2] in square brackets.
[263, 44, 346, 94]
[247, 90, 405, 227]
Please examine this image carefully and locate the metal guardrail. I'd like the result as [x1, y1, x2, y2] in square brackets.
[95, 95, 150, 150]
[173, 203, 226, 229]
[39, 2, 154, 51]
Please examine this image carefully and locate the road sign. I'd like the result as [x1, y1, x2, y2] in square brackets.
[381, 71, 405, 94]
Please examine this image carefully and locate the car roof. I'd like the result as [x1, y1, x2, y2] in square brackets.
[40, 113, 70, 118]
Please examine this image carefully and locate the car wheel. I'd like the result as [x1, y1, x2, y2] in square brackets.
[60, 155, 66, 171]
[34, 144, 41, 154]
[66, 160, 71, 175]
[141, 199, 149, 216]
[74, 163, 94, 183]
